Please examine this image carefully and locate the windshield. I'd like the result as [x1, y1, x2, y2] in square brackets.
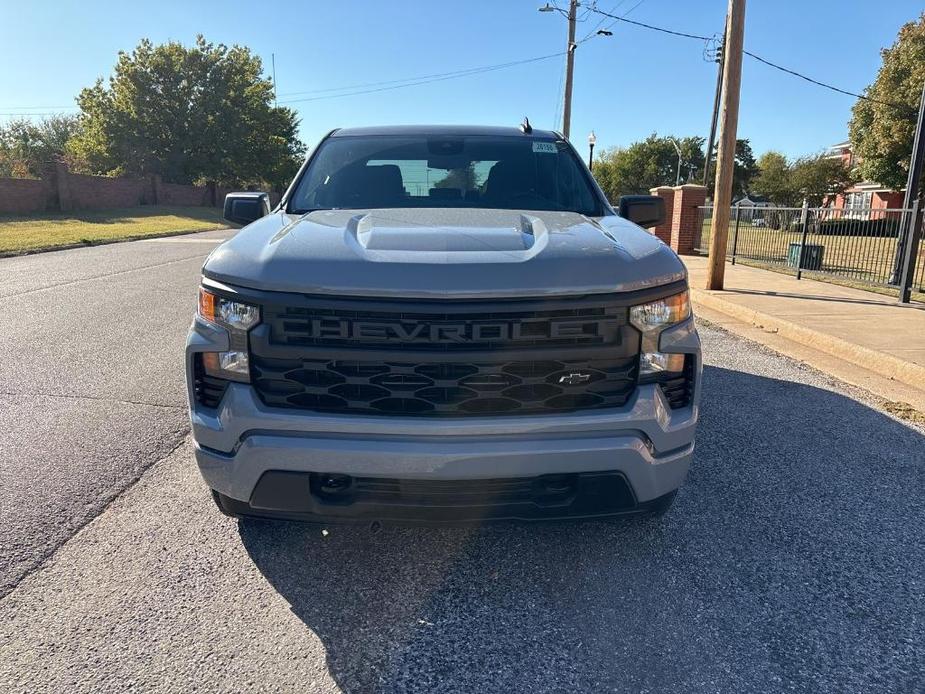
[288, 134, 604, 216]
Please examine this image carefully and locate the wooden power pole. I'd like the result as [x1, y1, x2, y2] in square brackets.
[561, 0, 578, 140]
[706, 0, 746, 290]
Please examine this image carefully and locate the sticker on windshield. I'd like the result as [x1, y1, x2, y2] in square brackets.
[532, 141, 558, 154]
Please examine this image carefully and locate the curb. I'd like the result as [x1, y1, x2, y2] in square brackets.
[690, 288, 925, 390]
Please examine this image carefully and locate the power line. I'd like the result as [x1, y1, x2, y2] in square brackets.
[588, 6, 710, 41]
[742, 50, 915, 114]
[586, 6, 914, 115]
[277, 57, 558, 98]
[277, 52, 565, 104]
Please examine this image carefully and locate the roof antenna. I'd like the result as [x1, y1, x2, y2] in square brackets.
[520, 116, 532, 134]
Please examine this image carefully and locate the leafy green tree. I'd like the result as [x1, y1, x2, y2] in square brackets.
[0, 115, 81, 178]
[751, 151, 799, 206]
[790, 154, 856, 206]
[592, 133, 705, 201]
[69, 36, 305, 189]
[848, 13, 925, 192]
[434, 163, 476, 191]
[751, 151, 855, 207]
[706, 139, 758, 201]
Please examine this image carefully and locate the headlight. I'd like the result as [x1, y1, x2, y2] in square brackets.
[197, 288, 259, 382]
[198, 289, 260, 331]
[630, 291, 691, 377]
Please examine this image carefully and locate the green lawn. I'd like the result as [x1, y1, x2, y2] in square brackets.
[0, 206, 226, 254]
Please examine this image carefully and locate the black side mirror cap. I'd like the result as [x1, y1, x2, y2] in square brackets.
[617, 195, 666, 229]
[223, 192, 271, 227]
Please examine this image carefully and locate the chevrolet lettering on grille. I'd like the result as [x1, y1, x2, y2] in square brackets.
[303, 317, 621, 344]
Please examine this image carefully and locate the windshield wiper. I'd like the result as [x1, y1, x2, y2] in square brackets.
[289, 207, 331, 215]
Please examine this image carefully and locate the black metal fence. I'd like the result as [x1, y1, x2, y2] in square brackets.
[695, 204, 925, 300]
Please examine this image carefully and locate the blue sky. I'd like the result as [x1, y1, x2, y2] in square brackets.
[1, 1, 921, 158]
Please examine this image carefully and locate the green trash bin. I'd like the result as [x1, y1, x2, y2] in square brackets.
[788, 243, 824, 271]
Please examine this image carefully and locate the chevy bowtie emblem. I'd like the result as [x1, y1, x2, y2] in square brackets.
[558, 372, 592, 386]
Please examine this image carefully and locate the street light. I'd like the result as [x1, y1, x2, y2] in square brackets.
[668, 137, 683, 186]
[539, 1, 578, 139]
[588, 131, 597, 172]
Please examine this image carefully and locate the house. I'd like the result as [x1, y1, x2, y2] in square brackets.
[824, 141, 904, 214]
[732, 194, 773, 208]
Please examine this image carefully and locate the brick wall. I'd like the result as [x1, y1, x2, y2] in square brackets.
[65, 173, 151, 210]
[648, 186, 674, 244]
[0, 167, 243, 215]
[0, 178, 52, 214]
[160, 182, 211, 207]
[651, 184, 707, 255]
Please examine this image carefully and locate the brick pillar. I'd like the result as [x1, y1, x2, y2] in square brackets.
[54, 162, 73, 212]
[669, 184, 707, 255]
[649, 186, 675, 244]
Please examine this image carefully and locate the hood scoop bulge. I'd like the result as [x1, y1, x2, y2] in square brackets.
[346, 212, 545, 256]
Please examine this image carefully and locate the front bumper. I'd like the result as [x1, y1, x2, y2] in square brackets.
[186, 315, 701, 520]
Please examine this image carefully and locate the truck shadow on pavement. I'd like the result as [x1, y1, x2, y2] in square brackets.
[238, 365, 925, 694]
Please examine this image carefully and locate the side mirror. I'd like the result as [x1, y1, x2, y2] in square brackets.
[617, 195, 666, 228]
[223, 192, 271, 227]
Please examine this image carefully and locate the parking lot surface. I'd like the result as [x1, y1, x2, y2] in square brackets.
[0, 233, 923, 692]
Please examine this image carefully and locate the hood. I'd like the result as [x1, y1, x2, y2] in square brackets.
[202, 208, 686, 299]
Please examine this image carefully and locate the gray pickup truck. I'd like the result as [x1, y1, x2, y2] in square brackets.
[186, 125, 701, 523]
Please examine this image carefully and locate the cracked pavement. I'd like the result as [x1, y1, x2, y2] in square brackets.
[0, 231, 228, 594]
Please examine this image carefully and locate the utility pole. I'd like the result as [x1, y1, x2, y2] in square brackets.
[706, 0, 746, 291]
[895, 79, 925, 302]
[562, 0, 578, 140]
[702, 31, 726, 190]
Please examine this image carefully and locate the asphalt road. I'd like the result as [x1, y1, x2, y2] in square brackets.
[0, 231, 230, 595]
[1, 233, 924, 692]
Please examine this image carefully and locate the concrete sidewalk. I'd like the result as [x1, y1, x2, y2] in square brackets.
[683, 256, 925, 412]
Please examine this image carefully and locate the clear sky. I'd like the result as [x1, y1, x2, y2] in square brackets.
[1, 0, 921, 159]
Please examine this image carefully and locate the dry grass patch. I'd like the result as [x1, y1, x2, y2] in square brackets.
[0, 206, 225, 254]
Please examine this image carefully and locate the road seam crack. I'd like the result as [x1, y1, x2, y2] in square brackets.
[0, 431, 191, 601]
[0, 390, 185, 410]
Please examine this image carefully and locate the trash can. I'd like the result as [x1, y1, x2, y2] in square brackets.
[788, 243, 824, 271]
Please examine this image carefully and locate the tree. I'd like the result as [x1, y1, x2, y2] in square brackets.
[592, 133, 705, 202]
[434, 163, 476, 191]
[706, 139, 758, 201]
[848, 13, 925, 192]
[751, 151, 798, 205]
[0, 115, 81, 178]
[790, 154, 856, 207]
[751, 151, 855, 207]
[68, 36, 305, 189]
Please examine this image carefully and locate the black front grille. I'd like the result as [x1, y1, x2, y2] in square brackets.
[263, 302, 625, 352]
[248, 294, 643, 417]
[252, 355, 638, 416]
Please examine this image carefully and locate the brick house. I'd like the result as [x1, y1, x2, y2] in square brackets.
[824, 140, 904, 214]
